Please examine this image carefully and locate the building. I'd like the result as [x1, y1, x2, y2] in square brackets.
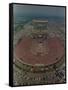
[31, 19, 48, 39]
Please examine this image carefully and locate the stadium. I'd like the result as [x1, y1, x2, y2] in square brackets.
[14, 19, 65, 85]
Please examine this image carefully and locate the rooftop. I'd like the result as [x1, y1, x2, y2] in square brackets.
[32, 19, 48, 23]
